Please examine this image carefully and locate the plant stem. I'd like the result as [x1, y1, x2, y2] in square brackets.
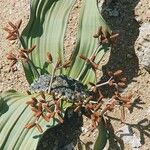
[95, 77, 113, 88]
[48, 68, 56, 94]
[76, 44, 101, 81]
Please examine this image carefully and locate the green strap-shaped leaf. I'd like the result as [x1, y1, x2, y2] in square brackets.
[94, 118, 108, 150]
[68, 0, 110, 84]
[21, 0, 76, 84]
[0, 91, 72, 150]
[21, 0, 110, 84]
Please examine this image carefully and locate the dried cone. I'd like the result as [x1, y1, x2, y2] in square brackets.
[91, 55, 96, 62]
[25, 122, 36, 129]
[91, 112, 100, 128]
[31, 108, 39, 113]
[94, 103, 102, 112]
[8, 21, 16, 30]
[125, 93, 132, 100]
[26, 90, 31, 95]
[36, 124, 43, 133]
[114, 70, 123, 77]
[120, 77, 127, 82]
[121, 93, 132, 103]
[42, 114, 50, 122]
[118, 82, 126, 88]
[124, 102, 132, 109]
[86, 103, 94, 110]
[91, 61, 99, 70]
[46, 112, 52, 118]
[26, 100, 36, 106]
[121, 97, 131, 103]
[108, 71, 114, 77]
[7, 35, 17, 40]
[47, 52, 53, 63]
[38, 102, 43, 111]
[10, 60, 17, 67]
[35, 111, 42, 118]
[3, 27, 12, 33]
[15, 19, 22, 29]
[19, 51, 27, 59]
[79, 55, 87, 61]
[28, 45, 36, 54]
[7, 52, 17, 61]
[93, 33, 99, 38]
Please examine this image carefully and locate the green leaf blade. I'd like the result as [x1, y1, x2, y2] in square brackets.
[21, 0, 76, 83]
[68, 0, 111, 83]
[0, 91, 72, 150]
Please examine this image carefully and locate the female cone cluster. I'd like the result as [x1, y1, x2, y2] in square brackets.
[4, 22, 132, 134]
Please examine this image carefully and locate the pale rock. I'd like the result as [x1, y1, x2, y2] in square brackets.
[116, 125, 142, 149]
[136, 23, 150, 72]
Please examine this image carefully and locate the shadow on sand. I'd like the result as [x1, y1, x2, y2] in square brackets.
[101, 0, 140, 82]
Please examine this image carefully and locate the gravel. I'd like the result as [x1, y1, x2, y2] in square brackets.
[30, 74, 88, 101]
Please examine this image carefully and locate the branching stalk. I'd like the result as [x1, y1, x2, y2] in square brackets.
[90, 77, 113, 91]
[48, 67, 56, 94]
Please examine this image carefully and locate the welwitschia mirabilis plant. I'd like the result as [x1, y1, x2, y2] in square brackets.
[0, 0, 125, 149]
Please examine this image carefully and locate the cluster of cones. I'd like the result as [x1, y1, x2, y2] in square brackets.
[4, 21, 132, 133]
[25, 92, 64, 133]
[24, 69, 132, 133]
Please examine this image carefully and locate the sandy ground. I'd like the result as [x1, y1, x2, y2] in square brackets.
[0, 0, 150, 150]
[0, 0, 29, 92]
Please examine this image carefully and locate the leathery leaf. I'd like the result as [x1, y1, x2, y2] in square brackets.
[21, 0, 76, 84]
[94, 117, 108, 150]
[0, 91, 72, 150]
[67, 0, 111, 83]
[21, 0, 111, 84]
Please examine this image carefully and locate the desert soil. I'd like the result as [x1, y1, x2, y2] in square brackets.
[0, 0, 150, 150]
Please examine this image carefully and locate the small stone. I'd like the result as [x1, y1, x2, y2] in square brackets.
[30, 74, 89, 101]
